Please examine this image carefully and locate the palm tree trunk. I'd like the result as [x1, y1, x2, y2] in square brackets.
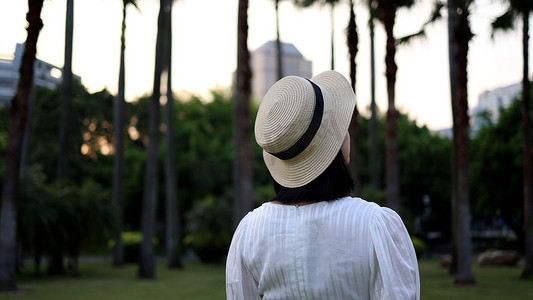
[330, 2, 335, 70]
[381, 2, 400, 212]
[139, 0, 165, 279]
[520, 8, 533, 280]
[447, 0, 459, 275]
[0, 0, 44, 291]
[347, 0, 359, 192]
[53, 0, 74, 272]
[233, 0, 254, 229]
[453, 6, 475, 285]
[112, 0, 127, 267]
[58, 0, 74, 181]
[20, 86, 35, 173]
[369, 0, 379, 191]
[275, 0, 282, 80]
[163, 0, 183, 270]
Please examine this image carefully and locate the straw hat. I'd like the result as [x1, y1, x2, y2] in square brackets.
[255, 70, 355, 188]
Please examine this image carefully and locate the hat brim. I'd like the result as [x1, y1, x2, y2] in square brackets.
[262, 70, 356, 188]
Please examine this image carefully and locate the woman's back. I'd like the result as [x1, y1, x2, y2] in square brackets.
[226, 197, 420, 299]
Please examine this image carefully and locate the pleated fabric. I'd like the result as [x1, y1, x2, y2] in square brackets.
[226, 197, 420, 300]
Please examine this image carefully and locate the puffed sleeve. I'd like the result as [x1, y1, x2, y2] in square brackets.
[369, 207, 420, 300]
[226, 214, 261, 300]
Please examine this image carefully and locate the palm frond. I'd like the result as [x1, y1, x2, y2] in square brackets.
[293, 0, 339, 8]
[426, 1, 445, 25]
[491, 9, 518, 38]
[397, 29, 426, 46]
[397, 0, 443, 46]
[366, 0, 379, 25]
[293, 0, 317, 7]
[126, 0, 141, 12]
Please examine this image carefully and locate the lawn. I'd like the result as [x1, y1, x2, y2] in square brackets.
[1, 262, 226, 300]
[419, 260, 533, 300]
[1, 259, 532, 299]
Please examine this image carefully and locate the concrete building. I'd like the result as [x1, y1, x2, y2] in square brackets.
[472, 83, 522, 132]
[250, 41, 312, 101]
[0, 43, 68, 106]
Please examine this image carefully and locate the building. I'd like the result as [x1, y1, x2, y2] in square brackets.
[0, 43, 70, 106]
[250, 41, 312, 101]
[433, 128, 453, 139]
[472, 83, 521, 132]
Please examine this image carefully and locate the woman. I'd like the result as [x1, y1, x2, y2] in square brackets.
[226, 70, 420, 299]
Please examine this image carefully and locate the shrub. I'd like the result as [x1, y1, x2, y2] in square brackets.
[411, 236, 427, 258]
[184, 194, 232, 263]
[108, 231, 158, 263]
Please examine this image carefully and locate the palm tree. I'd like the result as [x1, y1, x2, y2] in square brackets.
[368, 0, 379, 191]
[274, 0, 283, 80]
[139, 0, 167, 279]
[0, 0, 44, 291]
[447, 0, 459, 276]
[491, 0, 533, 280]
[233, 0, 254, 228]
[47, 0, 74, 276]
[57, 0, 73, 181]
[294, 0, 339, 70]
[328, 0, 337, 69]
[451, 0, 475, 285]
[376, 0, 414, 212]
[347, 0, 360, 190]
[162, 0, 183, 269]
[113, 0, 139, 268]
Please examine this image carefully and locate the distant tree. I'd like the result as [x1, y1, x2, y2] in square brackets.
[376, 0, 415, 212]
[0, 0, 44, 291]
[274, 0, 283, 80]
[448, 0, 459, 275]
[50, 0, 74, 275]
[294, 0, 339, 69]
[162, 0, 183, 269]
[450, 0, 475, 285]
[368, 0, 380, 191]
[139, 0, 166, 279]
[470, 99, 525, 249]
[113, 0, 139, 268]
[491, 0, 533, 280]
[393, 0, 472, 280]
[57, 0, 74, 181]
[233, 0, 254, 228]
[347, 0, 360, 192]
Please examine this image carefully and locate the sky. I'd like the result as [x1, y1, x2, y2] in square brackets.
[0, 0, 530, 130]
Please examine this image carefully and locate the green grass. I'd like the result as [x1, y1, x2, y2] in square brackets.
[1, 262, 226, 300]
[1, 259, 532, 299]
[420, 259, 533, 300]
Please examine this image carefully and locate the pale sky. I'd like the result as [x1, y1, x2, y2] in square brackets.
[1, 0, 529, 130]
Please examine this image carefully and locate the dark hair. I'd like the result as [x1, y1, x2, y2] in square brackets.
[271, 151, 354, 204]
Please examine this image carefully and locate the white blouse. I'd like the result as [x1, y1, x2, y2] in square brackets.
[226, 197, 420, 300]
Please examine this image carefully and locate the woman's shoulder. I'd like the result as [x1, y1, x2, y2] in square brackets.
[335, 196, 381, 213]
[334, 197, 405, 224]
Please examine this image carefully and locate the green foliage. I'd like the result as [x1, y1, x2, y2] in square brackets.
[356, 110, 451, 235]
[0, 80, 458, 268]
[174, 92, 235, 202]
[184, 194, 232, 263]
[120, 146, 146, 230]
[411, 236, 427, 257]
[108, 231, 158, 263]
[397, 114, 451, 232]
[470, 98, 525, 236]
[18, 166, 115, 271]
[360, 185, 386, 207]
[13, 83, 116, 188]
